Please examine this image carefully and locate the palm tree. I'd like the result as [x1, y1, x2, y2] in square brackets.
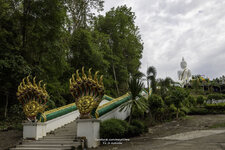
[134, 71, 145, 81]
[147, 66, 157, 94]
[120, 76, 148, 124]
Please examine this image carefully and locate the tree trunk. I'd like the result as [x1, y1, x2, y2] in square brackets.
[147, 79, 149, 97]
[112, 63, 120, 95]
[176, 108, 179, 119]
[22, 0, 28, 49]
[4, 93, 9, 119]
[128, 105, 133, 124]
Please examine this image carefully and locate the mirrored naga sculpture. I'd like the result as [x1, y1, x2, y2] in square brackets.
[177, 57, 192, 87]
[69, 67, 104, 119]
[17, 76, 49, 122]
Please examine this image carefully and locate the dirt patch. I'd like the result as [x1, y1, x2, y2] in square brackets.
[0, 130, 22, 150]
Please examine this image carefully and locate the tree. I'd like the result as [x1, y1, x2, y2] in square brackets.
[147, 66, 157, 94]
[134, 71, 145, 80]
[65, 0, 104, 31]
[168, 87, 189, 119]
[0, 0, 31, 118]
[120, 76, 148, 124]
[94, 5, 143, 96]
[0, 0, 72, 113]
[148, 94, 164, 120]
[191, 79, 200, 93]
[157, 77, 174, 100]
[196, 95, 205, 106]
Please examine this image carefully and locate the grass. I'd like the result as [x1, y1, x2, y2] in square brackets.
[0, 115, 23, 131]
[0, 121, 23, 131]
[209, 122, 225, 129]
[181, 115, 193, 120]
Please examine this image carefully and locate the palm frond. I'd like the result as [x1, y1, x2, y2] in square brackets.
[147, 66, 157, 78]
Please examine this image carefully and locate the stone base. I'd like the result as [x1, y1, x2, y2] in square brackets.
[76, 119, 100, 148]
[22, 122, 46, 140]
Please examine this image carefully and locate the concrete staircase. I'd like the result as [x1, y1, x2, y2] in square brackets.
[10, 121, 84, 150]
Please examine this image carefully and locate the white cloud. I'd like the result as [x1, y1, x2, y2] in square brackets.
[102, 0, 225, 81]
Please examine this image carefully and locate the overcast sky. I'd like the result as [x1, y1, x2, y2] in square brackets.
[101, 0, 225, 81]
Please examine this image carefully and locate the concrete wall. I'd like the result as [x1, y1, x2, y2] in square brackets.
[45, 110, 80, 133]
[206, 99, 225, 104]
[99, 101, 131, 121]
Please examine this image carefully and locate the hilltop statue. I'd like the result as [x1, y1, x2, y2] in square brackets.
[177, 57, 191, 87]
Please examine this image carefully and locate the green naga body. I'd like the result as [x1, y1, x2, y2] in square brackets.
[69, 67, 104, 119]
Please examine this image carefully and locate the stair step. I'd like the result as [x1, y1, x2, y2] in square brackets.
[11, 121, 83, 150]
[23, 141, 76, 144]
[11, 148, 71, 150]
[44, 136, 76, 139]
[16, 144, 79, 148]
[39, 138, 76, 141]
[48, 133, 76, 135]
[21, 142, 81, 145]
[17, 145, 74, 148]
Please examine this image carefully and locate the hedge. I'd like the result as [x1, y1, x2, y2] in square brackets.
[100, 119, 147, 139]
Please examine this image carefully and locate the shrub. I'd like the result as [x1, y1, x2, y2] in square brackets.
[100, 119, 149, 139]
[127, 120, 148, 137]
[196, 95, 205, 105]
[205, 103, 225, 114]
[164, 96, 172, 106]
[188, 107, 208, 115]
[181, 106, 190, 114]
[128, 125, 139, 137]
[100, 119, 129, 138]
[207, 94, 224, 100]
[148, 94, 164, 116]
[167, 87, 189, 119]
[131, 120, 145, 133]
[132, 104, 145, 119]
[186, 95, 196, 106]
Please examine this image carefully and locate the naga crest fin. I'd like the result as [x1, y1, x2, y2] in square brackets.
[76, 70, 82, 81]
[94, 71, 99, 83]
[82, 67, 87, 80]
[88, 68, 92, 80]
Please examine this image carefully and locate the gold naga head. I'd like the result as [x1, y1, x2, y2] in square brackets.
[17, 75, 49, 122]
[69, 67, 104, 119]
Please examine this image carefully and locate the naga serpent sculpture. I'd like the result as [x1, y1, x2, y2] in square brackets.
[69, 67, 104, 119]
[17, 76, 49, 122]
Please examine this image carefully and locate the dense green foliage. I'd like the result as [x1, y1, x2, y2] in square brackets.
[100, 118, 128, 138]
[100, 118, 147, 139]
[207, 94, 225, 100]
[148, 94, 164, 119]
[164, 87, 189, 119]
[120, 76, 148, 123]
[94, 6, 143, 95]
[188, 103, 225, 115]
[205, 103, 225, 113]
[0, 1, 143, 119]
[196, 95, 205, 105]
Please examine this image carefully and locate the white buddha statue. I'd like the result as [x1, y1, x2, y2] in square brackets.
[177, 57, 191, 87]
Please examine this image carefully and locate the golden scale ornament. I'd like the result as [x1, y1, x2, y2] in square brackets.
[16, 75, 49, 122]
[69, 67, 104, 119]
[16, 67, 104, 121]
